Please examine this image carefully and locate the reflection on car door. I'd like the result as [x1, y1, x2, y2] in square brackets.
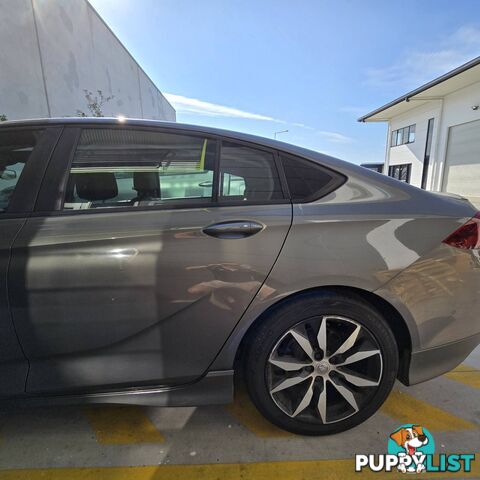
[9, 127, 292, 394]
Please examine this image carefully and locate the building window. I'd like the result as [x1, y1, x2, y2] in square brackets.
[390, 124, 415, 147]
[388, 163, 411, 183]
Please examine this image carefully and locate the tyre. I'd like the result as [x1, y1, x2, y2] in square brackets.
[244, 290, 399, 435]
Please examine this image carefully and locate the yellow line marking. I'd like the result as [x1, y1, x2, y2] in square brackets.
[451, 363, 476, 372]
[0, 458, 478, 480]
[84, 406, 165, 444]
[381, 389, 477, 431]
[444, 364, 480, 389]
[225, 385, 294, 438]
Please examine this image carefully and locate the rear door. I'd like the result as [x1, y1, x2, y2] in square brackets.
[9, 125, 292, 394]
[0, 126, 61, 395]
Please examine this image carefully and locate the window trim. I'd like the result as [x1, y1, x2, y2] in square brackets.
[1, 126, 62, 215]
[34, 124, 292, 217]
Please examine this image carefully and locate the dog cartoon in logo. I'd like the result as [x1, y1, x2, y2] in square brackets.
[390, 425, 429, 473]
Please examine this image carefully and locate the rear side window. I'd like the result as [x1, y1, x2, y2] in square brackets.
[0, 129, 43, 212]
[281, 154, 345, 202]
[219, 141, 284, 202]
[63, 128, 216, 210]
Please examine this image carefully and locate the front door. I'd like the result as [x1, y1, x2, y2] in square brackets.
[9, 126, 292, 394]
[0, 127, 59, 395]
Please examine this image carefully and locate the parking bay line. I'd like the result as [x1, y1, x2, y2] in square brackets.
[84, 405, 165, 444]
[444, 364, 480, 389]
[380, 389, 477, 431]
[0, 458, 478, 480]
[225, 386, 294, 438]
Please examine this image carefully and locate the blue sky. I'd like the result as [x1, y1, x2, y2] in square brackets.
[90, 0, 480, 165]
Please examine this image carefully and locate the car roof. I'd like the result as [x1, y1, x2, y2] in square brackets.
[0, 117, 369, 175]
[1, 117, 473, 214]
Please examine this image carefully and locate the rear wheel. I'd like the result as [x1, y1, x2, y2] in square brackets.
[244, 291, 398, 435]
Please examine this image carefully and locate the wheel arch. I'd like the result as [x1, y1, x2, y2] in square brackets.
[233, 285, 413, 385]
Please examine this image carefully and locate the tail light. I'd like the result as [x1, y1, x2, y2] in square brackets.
[443, 212, 480, 250]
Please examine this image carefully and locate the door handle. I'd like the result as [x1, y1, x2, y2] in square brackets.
[203, 221, 264, 239]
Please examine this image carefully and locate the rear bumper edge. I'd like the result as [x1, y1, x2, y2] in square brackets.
[405, 332, 480, 385]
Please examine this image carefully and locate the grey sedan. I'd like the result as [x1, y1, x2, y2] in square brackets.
[0, 118, 479, 435]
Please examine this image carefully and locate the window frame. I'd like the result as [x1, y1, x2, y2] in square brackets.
[388, 163, 411, 183]
[390, 124, 416, 148]
[34, 124, 292, 217]
[0, 125, 62, 217]
[66, 130, 219, 209]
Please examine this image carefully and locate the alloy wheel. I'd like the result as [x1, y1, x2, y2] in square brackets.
[267, 315, 383, 424]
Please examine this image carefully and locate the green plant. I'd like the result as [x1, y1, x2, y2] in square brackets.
[0, 114, 7, 122]
[76, 89, 114, 117]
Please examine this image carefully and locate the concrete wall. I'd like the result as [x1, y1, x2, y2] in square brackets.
[0, 0, 175, 121]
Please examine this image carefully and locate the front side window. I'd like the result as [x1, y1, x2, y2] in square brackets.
[0, 129, 44, 212]
[219, 141, 283, 202]
[63, 129, 216, 210]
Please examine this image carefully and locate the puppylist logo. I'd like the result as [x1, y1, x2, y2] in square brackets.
[355, 424, 475, 474]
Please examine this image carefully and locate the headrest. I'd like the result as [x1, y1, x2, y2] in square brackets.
[75, 173, 118, 201]
[133, 172, 160, 193]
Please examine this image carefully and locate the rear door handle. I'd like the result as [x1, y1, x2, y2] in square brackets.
[203, 221, 264, 239]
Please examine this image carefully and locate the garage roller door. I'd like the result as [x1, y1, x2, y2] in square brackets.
[443, 119, 480, 206]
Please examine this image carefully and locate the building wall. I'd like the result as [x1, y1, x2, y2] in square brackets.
[386, 101, 442, 187]
[432, 81, 480, 192]
[0, 0, 175, 121]
[386, 80, 480, 206]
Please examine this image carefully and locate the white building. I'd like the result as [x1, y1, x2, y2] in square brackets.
[359, 57, 480, 207]
[0, 0, 175, 121]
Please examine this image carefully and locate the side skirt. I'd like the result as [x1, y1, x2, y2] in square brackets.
[0, 370, 234, 409]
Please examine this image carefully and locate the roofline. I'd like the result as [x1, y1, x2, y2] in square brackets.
[358, 56, 480, 122]
[0, 116, 365, 176]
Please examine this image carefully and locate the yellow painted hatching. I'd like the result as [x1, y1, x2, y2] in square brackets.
[84, 405, 165, 444]
[0, 457, 478, 480]
[380, 389, 476, 431]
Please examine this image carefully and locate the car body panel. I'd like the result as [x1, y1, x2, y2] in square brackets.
[9, 204, 291, 393]
[0, 118, 479, 402]
[210, 168, 477, 372]
[376, 244, 480, 349]
[0, 217, 29, 395]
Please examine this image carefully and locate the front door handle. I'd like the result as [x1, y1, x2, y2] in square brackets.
[203, 220, 264, 239]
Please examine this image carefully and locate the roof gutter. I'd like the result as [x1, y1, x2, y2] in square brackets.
[358, 56, 480, 122]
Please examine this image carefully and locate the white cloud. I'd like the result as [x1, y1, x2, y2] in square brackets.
[164, 93, 285, 123]
[366, 25, 480, 88]
[318, 131, 353, 144]
[165, 93, 353, 144]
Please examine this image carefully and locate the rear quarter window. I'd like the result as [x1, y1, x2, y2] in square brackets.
[281, 154, 346, 202]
